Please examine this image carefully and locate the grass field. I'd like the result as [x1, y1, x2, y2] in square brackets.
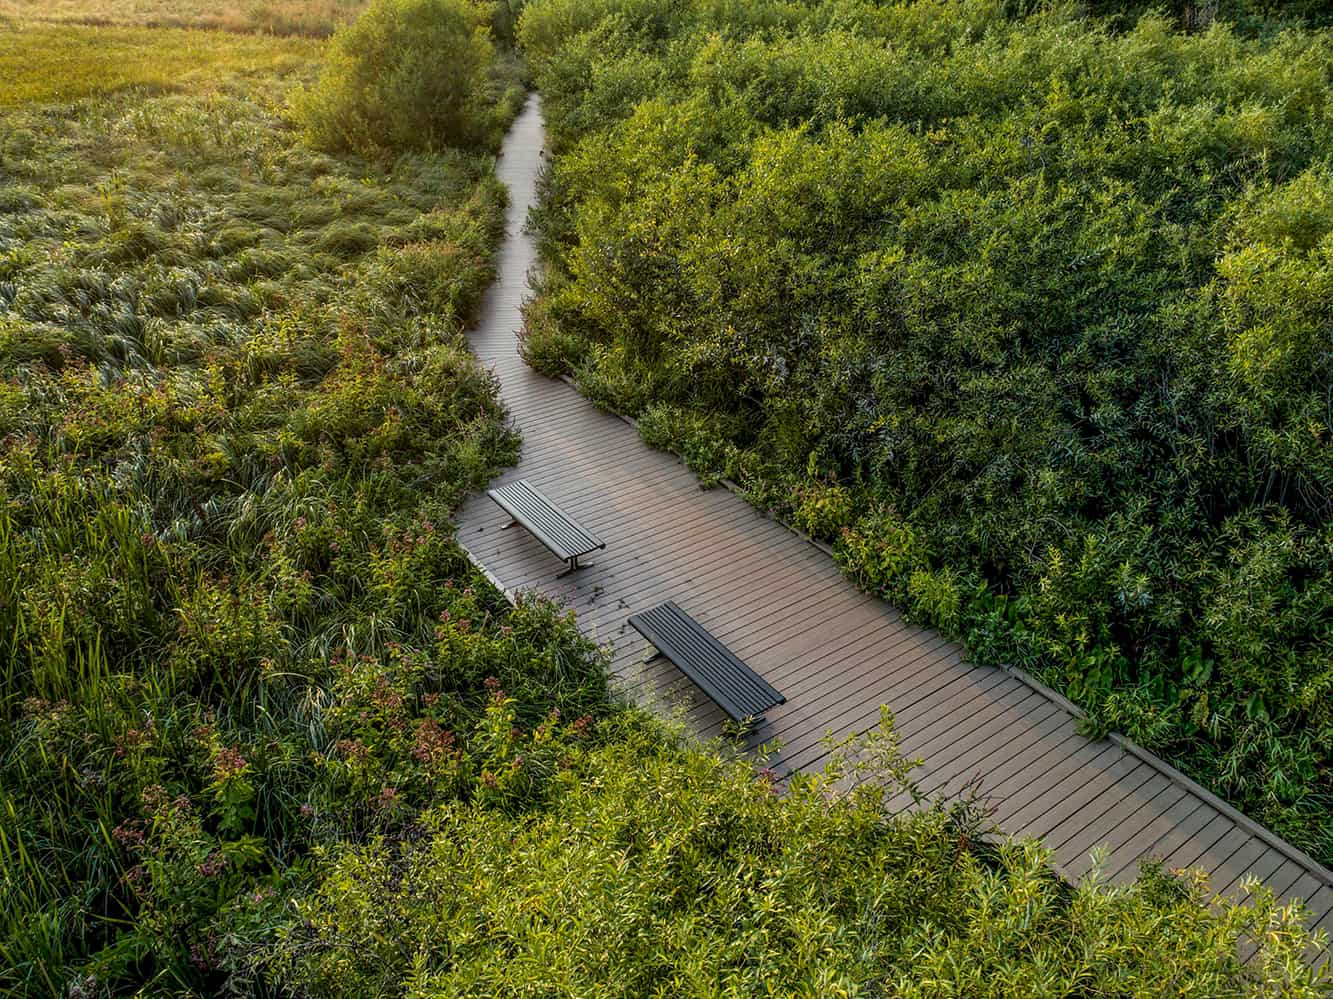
[0, 11, 528, 989]
[0, 23, 324, 106]
[0, 0, 363, 35]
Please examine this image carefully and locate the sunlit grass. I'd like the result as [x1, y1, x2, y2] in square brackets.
[0, 12, 522, 986]
[0, 0, 363, 36]
[0, 23, 324, 106]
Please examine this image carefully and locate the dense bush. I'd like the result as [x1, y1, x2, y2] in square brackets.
[1088, 0, 1333, 31]
[297, 0, 524, 157]
[517, 0, 1333, 861]
[264, 715, 1325, 995]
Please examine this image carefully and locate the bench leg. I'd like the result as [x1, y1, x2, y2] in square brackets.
[556, 554, 593, 579]
[502, 519, 519, 530]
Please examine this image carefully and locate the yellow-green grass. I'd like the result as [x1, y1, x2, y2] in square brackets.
[0, 22, 324, 106]
[0, 5, 521, 986]
[0, 0, 363, 36]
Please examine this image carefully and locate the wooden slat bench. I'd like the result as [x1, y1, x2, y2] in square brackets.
[487, 479, 605, 577]
[628, 600, 786, 726]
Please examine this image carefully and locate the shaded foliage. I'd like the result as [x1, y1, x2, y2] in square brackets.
[266, 715, 1326, 996]
[1087, 0, 1333, 32]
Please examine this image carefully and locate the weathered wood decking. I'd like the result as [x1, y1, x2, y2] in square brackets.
[457, 96, 1333, 949]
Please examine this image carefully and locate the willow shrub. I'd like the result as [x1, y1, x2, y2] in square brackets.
[297, 0, 524, 158]
[265, 712, 1325, 996]
[517, 0, 1333, 861]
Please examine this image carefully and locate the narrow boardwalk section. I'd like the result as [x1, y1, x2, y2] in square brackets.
[458, 97, 1333, 942]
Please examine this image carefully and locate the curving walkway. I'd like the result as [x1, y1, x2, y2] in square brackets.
[456, 96, 1333, 951]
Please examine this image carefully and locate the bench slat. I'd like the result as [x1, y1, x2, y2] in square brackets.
[488, 479, 604, 562]
[493, 481, 598, 556]
[629, 601, 785, 723]
[647, 610, 782, 715]
[635, 604, 783, 719]
[506, 493, 590, 552]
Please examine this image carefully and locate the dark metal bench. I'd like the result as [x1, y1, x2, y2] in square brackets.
[628, 600, 786, 726]
[487, 478, 604, 577]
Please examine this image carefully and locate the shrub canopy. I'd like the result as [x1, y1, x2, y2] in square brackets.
[516, 0, 1333, 862]
[299, 0, 512, 156]
[268, 716, 1327, 996]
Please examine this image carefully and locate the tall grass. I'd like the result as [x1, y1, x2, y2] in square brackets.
[0, 20, 535, 987]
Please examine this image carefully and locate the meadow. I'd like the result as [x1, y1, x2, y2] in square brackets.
[518, 0, 1333, 865]
[0, 0, 1327, 992]
[0, 0, 364, 36]
[0, 1, 543, 988]
[0, 23, 325, 107]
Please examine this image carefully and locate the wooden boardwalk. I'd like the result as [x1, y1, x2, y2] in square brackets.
[457, 96, 1333, 948]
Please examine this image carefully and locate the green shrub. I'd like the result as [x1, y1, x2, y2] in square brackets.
[262, 713, 1327, 996]
[636, 402, 739, 486]
[572, 341, 656, 415]
[297, 0, 512, 157]
[518, 290, 589, 375]
[836, 510, 929, 598]
[519, 0, 1333, 861]
[791, 479, 854, 540]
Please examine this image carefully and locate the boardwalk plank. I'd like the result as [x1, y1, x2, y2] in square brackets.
[1006, 757, 1150, 842]
[930, 710, 1081, 805]
[1165, 827, 1251, 884]
[1049, 773, 1173, 862]
[1111, 809, 1229, 885]
[897, 683, 1037, 760]
[988, 742, 1122, 819]
[915, 701, 1066, 797]
[1056, 781, 1189, 879]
